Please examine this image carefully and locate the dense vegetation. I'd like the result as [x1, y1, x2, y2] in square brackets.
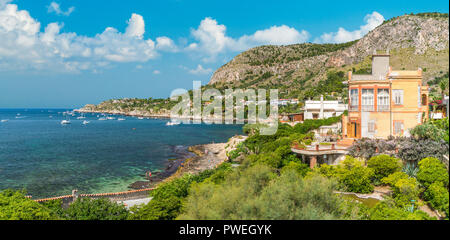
[1, 116, 448, 220]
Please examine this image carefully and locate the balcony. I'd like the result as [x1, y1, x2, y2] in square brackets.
[377, 105, 390, 112]
[361, 105, 374, 112]
[349, 105, 359, 112]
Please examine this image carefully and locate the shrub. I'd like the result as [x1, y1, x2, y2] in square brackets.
[402, 162, 419, 178]
[417, 157, 449, 188]
[281, 161, 310, 177]
[391, 178, 421, 208]
[369, 201, 434, 220]
[423, 181, 449, 212]
[367, 154, 402, 181]
[179, 169, 366, 220]
[349, 137, 449, 163]
[396, 138, 449, 163]
[0, 189, 58, 220]
[337, 165, 374, 194]
[64, 198, 129, 220]
[381, 172, 409, 186]
[410, 118, 449, 143]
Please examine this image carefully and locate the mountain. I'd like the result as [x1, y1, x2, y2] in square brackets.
[208, 13, 449, 99]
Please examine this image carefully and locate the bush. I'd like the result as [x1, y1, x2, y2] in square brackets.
[367, 155, 402, 181]
[410, 118, 449, 143]
[179, 168, 366, 220]
[423, 181, 449, 212]
[391, 178, 421, 208]
[0, 189, 58, 220]
[64, 198, 129, 220]
[349, 137, 449, 163]
[417, 157, 449, 188]
[281, 161, 310, 177]
[369, 201, 434, 220]
[381, 172, 409, 186]
[338, 165, 374, 194]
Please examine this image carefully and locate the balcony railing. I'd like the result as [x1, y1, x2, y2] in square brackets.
[361, 105, 374, 112]
[349, 105, 359, 112]
[377, 105, 390, 112]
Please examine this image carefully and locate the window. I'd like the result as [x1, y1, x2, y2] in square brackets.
[361, 89, 374, 111]
[368, 120, 376, 133]
[394, 121, 404, 135]
[350, 89, 359, 111]
[418, 86, 421, 108]
[377, 89, 390, 111]
[421, 94, 427, 106]
[393, 90, 404, 105]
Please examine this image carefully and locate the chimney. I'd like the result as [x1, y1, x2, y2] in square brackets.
[372, 50, 390, 79]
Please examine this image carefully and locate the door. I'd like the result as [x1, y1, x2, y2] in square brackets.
[347, 122, 360, 138]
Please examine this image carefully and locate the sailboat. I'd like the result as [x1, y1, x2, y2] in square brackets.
[77, 113, 86, 120]
[61, 120, 71, 125]
[166, 120, 180, 126]
[61, 115, 71, 125]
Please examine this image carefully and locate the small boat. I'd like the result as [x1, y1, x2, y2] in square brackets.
[166, 121, 180, 126]
[82, 120, 90, 125]
[107, 117, 115, 120]
[118, 118, 126, 121]
[98, 117, 107, 121]
[61, 120, 71, 125]
[138, 117, 144, 120]
[1, 119, 8, 123]
[77, 114, 86, 120]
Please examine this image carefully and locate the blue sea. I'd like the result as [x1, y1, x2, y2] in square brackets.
[0, 109, 243, 198]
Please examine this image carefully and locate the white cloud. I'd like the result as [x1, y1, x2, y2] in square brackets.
[0, 2, 176, 72]
[153, 70, 160, 74]
[187, 64, 212, 75]
[125, 13, 145, 39]
[235, 25, 310, 49]
[186, 17, 310, 61]
[315, 12, 385, 43]
[47, 2, 75, 16]
[156, 36, 178, 52]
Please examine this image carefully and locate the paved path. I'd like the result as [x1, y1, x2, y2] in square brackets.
[117, 197, 152, 209]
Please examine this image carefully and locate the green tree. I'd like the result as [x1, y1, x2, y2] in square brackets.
[367, 154, 402, 182]
[64, 198, 129, 220]
[0, 189, 58, 220]
[423, 181, 449, 213]
[416, 157, 449, 188]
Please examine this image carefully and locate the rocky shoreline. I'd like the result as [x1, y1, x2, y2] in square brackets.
[128, 135, 247, 190]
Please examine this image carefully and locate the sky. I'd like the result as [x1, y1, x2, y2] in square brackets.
[0, 0, 448, 108]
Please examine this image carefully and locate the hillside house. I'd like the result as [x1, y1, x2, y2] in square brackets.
[304, 96, 347, 120]
[342, 51, 429, 139]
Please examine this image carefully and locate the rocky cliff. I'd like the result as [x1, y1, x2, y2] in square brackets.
[209, 13, 449, 98]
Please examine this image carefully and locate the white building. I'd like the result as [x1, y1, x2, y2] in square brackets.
[304, 96, 347, 120]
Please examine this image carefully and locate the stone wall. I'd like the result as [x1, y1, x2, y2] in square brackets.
[33, 188, 154, 209]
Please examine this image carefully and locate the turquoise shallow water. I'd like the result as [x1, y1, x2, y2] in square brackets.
[0, 109, 243, 198]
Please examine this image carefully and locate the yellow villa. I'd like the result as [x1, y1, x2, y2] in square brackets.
[342, 51, 429, 139]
